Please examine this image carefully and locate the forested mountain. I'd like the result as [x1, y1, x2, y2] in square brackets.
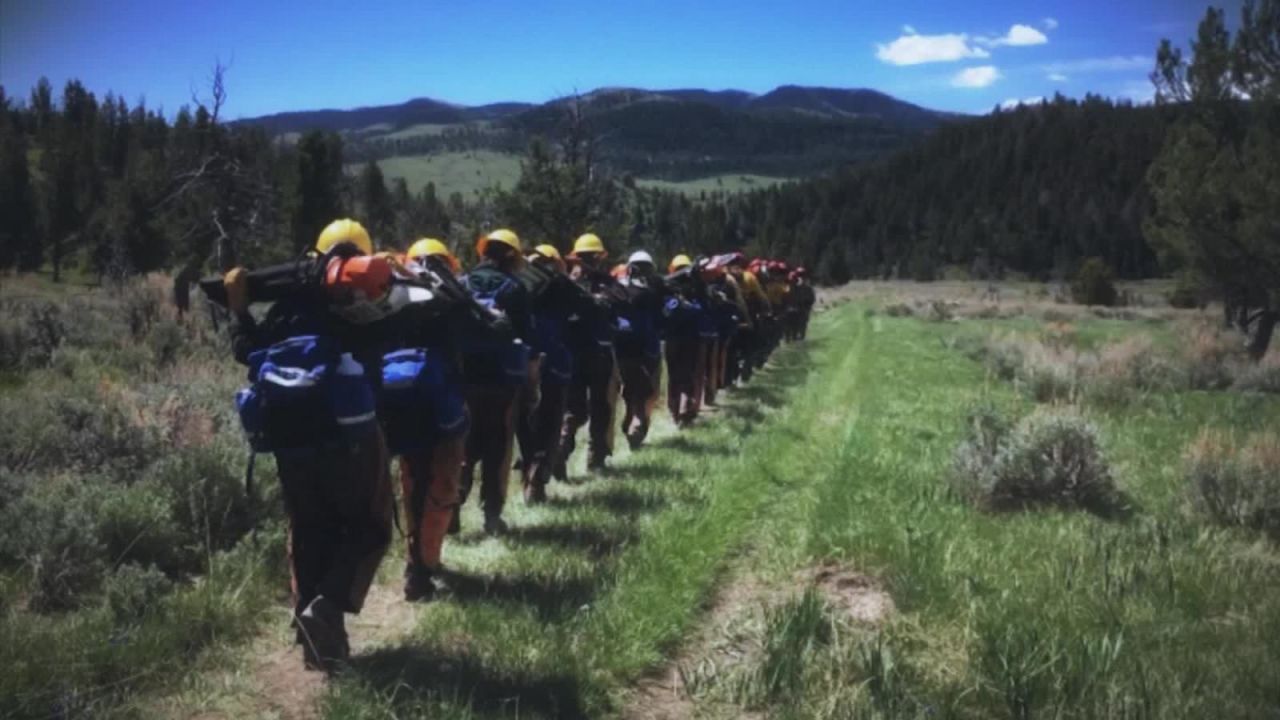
[616, 95, 1178, 282]
[238, 98, 538, 134]
[0, 78, 1183, 287]
[237, 85, 952, 179]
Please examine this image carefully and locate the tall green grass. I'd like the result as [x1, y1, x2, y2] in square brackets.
[789, 310, 1280, 719]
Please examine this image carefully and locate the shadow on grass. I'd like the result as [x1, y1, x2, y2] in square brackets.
[648, 434, 735, 456]
[731, 383, 788, 408]
[594, 462, 679, 481]
[507, 522, 636, 559]
[721, 402, 767, 425]
[437, 567, 596, 621]
[547, 486, 669, 518]
[344, 645, 589, 719]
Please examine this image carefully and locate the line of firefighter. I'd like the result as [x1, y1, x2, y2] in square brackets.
[218, 219, 817, 672]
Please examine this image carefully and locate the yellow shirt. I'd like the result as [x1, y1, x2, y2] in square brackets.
[740, 271, 772, 316]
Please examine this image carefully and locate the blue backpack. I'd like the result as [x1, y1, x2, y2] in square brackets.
[462, 271, 531, 385]
[378, 348, 469, 454]
[235, 335, 377, 452]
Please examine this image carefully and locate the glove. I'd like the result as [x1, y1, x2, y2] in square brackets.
[223, 267, 249, 314]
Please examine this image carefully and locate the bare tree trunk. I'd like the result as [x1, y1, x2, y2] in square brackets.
[1248, 309, 1276, 361]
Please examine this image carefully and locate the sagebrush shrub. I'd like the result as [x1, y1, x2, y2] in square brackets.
[92, 479, 184, 573]
[0, 315, 29, 371]
[1071, 258, 1118, 307]
[1232, 361, 1280, 394]
[924, 301, 955, 322]
[949, 402, 1012, 503]
[105, 563, 173, 621]
[3, 483, 108, 612]
[149, 446, 258, 556]
[123, 282, 165, 340]
[1167, 276, 1205, 309]
[1019, 343, 1083, 403]
[951, 407, 1121, 515]
[992, 410, 1119, 512]
[147, 320, 185, 367]
[1186, 430, 1280, 539]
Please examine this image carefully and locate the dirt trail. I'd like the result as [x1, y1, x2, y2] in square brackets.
[181, 582, 418, 720]
[622, 571, 773, 720]
[171, 409, 697, 720]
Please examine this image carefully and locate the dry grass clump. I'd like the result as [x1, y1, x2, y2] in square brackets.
[880, 299, 957, 322]
[1185, 430, 1280, 539]
[950, 404, 1123, 515]
[973, 317, 1275, 403]
[1232, 354, 1280, 394]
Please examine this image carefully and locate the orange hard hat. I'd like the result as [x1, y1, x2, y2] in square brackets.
[325, 255, 392, 301]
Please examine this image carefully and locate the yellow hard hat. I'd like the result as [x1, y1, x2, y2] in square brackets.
[533, 244, 562, 261]
[669, 254, 693, 273]
[407, 237, 459, 272]
[572, 233, 606, 257]
[316, 219, 373, 255]
[476, 228, 521, 257]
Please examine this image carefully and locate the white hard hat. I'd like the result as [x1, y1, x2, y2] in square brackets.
[627, 250, 654, 266]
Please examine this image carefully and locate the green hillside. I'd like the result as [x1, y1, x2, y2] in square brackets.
[354, 150, 524, 197]
[635, 173, 792, 195]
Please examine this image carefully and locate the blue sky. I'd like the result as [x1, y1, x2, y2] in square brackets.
[0, 0, 1233, 119]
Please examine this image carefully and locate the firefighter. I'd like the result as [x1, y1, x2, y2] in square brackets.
[664, 254, 708, 426]
[557, 233, 623, 474]
[788, 267, 816, 340]
[223, 218, 393, 672]
[458, 229, 534, 535]
[699, 256, 738, 405]
[379, 237, 471, 601]
[720, 253, 762, 385]
[516, 244, 584, 502]
[615, 250, 666, 450]
[761, 260, 791, 353]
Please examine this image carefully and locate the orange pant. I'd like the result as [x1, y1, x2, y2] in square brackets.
[398, 433, 465, 569]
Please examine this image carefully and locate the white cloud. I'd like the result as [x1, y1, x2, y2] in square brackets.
[985, 24, 1049, 47]
[876, 32, 990, 65]
[902, 24, 916, 35]
[1048, 72, 1069, 82]
[1000, 96, 1046, 110]
[1043, 17, 1059, 30]
[952, 65, 1002, 88]
[1043, 55, 1150, 74]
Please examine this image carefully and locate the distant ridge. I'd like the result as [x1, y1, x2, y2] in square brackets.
[233, 85, 952, 135]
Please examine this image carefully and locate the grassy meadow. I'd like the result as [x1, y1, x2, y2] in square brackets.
[635, 174, 793, 196]
[2, 276, 1279, 719]
[354, 151, 524, 198]
[351, 147, 792, 200]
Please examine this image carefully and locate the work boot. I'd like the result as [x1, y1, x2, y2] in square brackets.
[297, 595, 348, 673]
[587, 452, 608, 472]
[524, 482, 548, 505]
[484, 512, 508, 536]
[404, 564, 436, 603]
[448, 508, 461, 536]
